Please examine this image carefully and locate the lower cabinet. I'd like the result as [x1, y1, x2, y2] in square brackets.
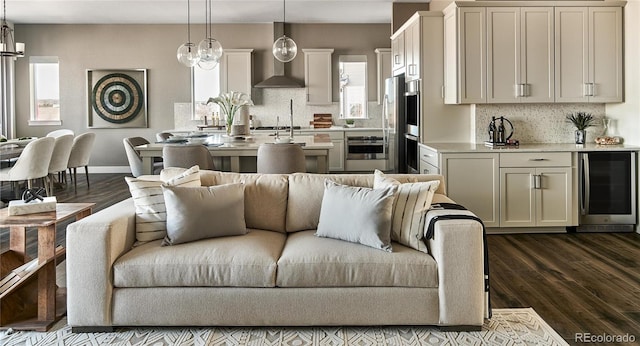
[423, 147, 576, 231]
[500, 167, 573, 227]
[301, 131, 345, 172]
[441, 153, 500, 228]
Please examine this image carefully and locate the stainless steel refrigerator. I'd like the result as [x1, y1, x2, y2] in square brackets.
[383, 75, 405, 173]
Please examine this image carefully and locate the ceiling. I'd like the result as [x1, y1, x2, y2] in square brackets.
[3, 0, 429, 24]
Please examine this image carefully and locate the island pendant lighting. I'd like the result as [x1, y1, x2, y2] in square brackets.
[176, 0, 200, 67]
[0, 0, 24, 57]
[272, 0, 297, 63]
[197, 0, 223, 70]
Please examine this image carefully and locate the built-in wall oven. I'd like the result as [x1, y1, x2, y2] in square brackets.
[345, 133, 388, 171]
[405, 80, 420, 138]
[404, 134, 419, 174]
[578, 151, 637, 231]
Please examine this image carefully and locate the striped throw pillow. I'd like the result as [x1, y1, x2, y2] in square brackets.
[373, 170, 439, 253]
[125, 165, 201, 245]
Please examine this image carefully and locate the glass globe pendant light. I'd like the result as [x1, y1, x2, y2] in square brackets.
[197, 0, 223, 70]
[177, 0, 201, 67]
[272, 0, 297, 63]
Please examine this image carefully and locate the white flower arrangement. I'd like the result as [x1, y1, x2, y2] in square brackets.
[207, 91, 254, 128]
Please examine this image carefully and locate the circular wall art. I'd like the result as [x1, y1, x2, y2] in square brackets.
[91, 73, 144, 124]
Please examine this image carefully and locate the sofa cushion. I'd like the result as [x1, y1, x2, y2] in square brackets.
[162, 183, 247, 246]
[286, 173, 446, 233]
[277, 230, 438, 288]
[374, 170, 440, 254]
[316, 180, 396, 251]
[113, 229, 286, 288]
[125, 165, 201, 245]
[200, 171, 289, 233]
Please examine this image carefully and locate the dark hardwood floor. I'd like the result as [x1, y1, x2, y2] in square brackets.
[2, 173, 639, 344]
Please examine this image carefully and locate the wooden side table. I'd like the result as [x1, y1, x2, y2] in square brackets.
[0, 203, 95, 331]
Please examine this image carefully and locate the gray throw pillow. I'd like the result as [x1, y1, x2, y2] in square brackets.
[315, 180, 397, 252]
[161, 183, 247, 246]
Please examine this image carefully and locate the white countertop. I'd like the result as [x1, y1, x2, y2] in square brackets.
[421, 142, 640, 153]
[168, 126, 383, 133]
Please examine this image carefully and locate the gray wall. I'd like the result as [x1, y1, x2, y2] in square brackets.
[14, 23, 391, 168]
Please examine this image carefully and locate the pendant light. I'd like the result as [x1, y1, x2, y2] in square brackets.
[197, 0, 223, 70]
[1, 0, 25, 57]
[176, 0, 200, 67]
[272, 0, 297, 63]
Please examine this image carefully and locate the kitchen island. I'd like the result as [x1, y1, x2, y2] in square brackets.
[135, 133, 334, 175]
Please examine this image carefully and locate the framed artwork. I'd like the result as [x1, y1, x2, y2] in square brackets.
[87, 69, 148, 128]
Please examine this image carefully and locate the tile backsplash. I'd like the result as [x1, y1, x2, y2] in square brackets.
[174, 88, 383, 130]
[475, 103, 608, 144]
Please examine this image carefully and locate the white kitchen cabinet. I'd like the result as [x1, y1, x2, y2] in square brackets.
[440, 153, 500, 228]
[374, 48, 391, 105]
[500, 152, 573, 228]
[443, 6, 487, 104]
[404, 20, 421, 82]
[391, 31, 405, 74]
[303, 49, 334, 105]
[555, 6, 623, 103]
[301, 130, 344, 172]
[220, 49, 253, 97]
[486, 7, 554, 103]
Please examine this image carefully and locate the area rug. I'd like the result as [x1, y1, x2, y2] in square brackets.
[0, 308, 567, 346]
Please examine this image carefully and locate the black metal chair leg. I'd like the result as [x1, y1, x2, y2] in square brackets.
[84, 165, 90, 188]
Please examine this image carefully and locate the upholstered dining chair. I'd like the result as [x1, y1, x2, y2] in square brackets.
[155, 132, 173, 142]
[124, 136, 162, 177]
[162, 144, 215, 170]
[0, 137, 55, 198]
[46, 134, 74, 196]
[67, 132, 96, 192]
[256, 143, 306, 174]
[46, 129, 74, 138]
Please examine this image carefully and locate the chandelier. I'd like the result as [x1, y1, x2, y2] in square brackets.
[176, 0, 200, 67]
[197, 0, 223, 70]
[272, 0, 297, 63]
[1, 0, 25, 57]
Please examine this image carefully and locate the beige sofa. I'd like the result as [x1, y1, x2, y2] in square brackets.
[66, 171, 487, 332]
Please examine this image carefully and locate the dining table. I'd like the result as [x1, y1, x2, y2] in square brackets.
[134, 133, 334, 175]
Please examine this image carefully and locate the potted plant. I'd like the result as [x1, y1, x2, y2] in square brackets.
[345, 119, 356, 128]
[566, 112, 596, 144]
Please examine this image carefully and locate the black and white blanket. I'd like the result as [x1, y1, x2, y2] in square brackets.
[424, 203, 492, 319]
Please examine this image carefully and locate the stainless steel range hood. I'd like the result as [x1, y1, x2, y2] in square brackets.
[254, 22, 303, 88]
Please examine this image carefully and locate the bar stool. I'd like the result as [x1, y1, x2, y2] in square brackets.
[256, 143, 306, 174]
[162, 144, 215, 170]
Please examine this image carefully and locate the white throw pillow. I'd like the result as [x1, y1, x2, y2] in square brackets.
[162, 183, 247, 246]
[373, 169, 440, 253]
[315, 180, 397, 252]
[125, 165, 201, 245]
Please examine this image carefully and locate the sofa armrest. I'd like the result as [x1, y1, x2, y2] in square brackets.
[427, 218, 485, 326]
[66, 198, 136, 327]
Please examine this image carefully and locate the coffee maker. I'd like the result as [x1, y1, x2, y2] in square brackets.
[485, 116, 516, 147]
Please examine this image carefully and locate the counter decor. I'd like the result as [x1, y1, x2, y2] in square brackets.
[566, 112, 596, 145]
[207, 91, 253, 136]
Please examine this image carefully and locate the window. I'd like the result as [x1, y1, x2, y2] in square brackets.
[339, 55, 368, 119]
[192, 64, 221, 120]
[29, 56, 61, 125]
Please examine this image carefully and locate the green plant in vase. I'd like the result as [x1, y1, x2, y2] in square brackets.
[566, 112, 596, 144]
[207, 91, 254, 135]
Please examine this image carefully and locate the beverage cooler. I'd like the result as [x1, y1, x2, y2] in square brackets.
[578, 151, 637, 231]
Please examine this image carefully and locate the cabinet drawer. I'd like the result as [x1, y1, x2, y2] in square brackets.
[420, 160, 440, 175]
[500, 152, 571, 167]
[419, 146, 439, 167]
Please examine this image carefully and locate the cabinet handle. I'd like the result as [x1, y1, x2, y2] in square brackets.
[584, 83, 595, 97]
[532, 174, 542, 189]
[523, 84, 529, 97]
[422, 154, 434, 158]
[516, 84, 524, 97]
[394, 55, 400, 64]
[529, 158, 547, 161]
[590, 83, 595, 97]
[423, 168, 430, 174]
[441, 85, 445, 99]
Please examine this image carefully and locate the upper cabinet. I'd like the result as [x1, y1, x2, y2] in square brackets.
[391, 31, 405, 74]
[404, 20, 422, 81]
[220, 49, 254, 97]
[374, 48, 391, 105]
[555, 6, 623, 103]
[303, 49, 334, 105]
[443, 1, 625, 105]
[486, 7, 554, 103]
[444, 6, 487, 104]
